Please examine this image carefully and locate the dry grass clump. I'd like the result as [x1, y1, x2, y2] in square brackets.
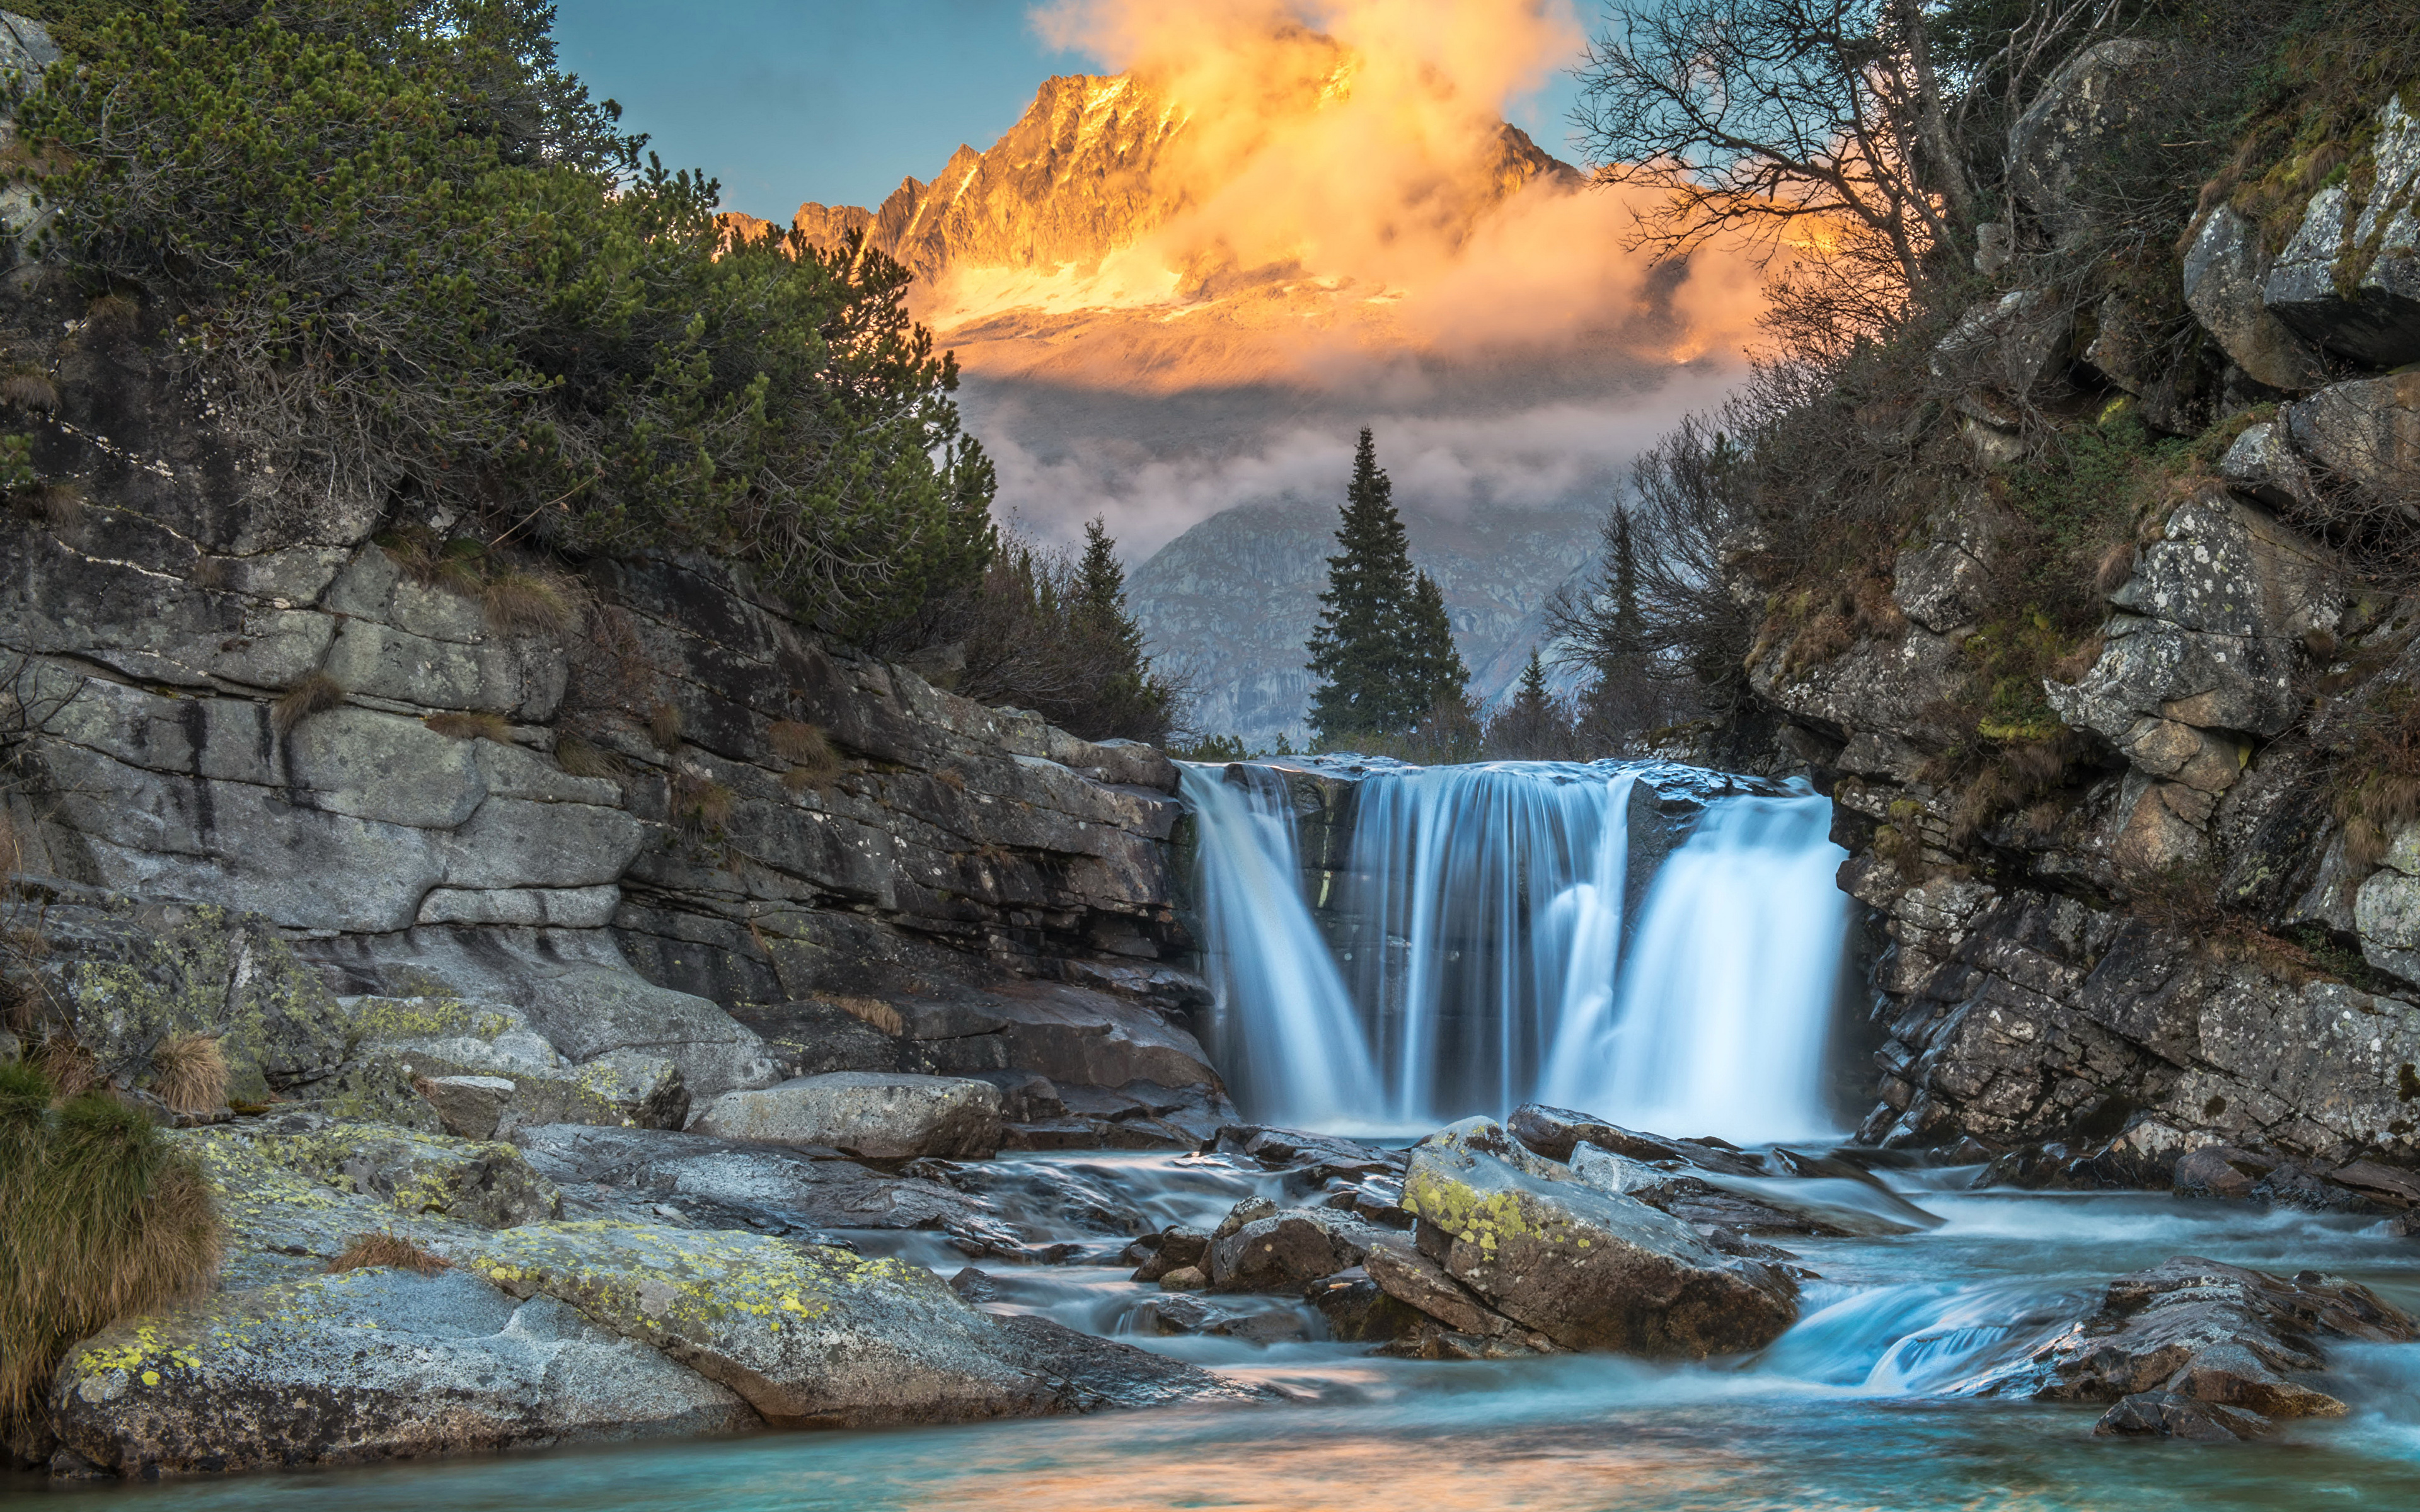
[326, 1231, 450, 1276]
[481, 568, 585, 638]
[932, 767, 967, 793]
[28, 1033, 99, 1097]
[670, 771, 736, 840]
[424, 709, 512, 743]
[2331, 687, 2420, 869]
[270, 671, 345, 735]
[647, 700, 683, 750]
[13, 479, 83, 528]
[82, 290, 141, 336]
[0, 370, 58, 413]
[769, 719, 842, 790]
[554, 733, 627, 781]
[148, 1033, 227, 1116]
[1, 1061, 222, 1439]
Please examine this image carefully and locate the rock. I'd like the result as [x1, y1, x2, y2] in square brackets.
[1304, 1267, 1427, 1343]
[1129, 1226, 1209, 1283]
[1398, 1123, 1798, 1357]
[2094, 1390, 2269, 1441]
[689, 1072, 1003, 1159]
[1158, 1265, 1207, 1292]
[507, 1123, 1016, 1245]
[1505, 1103, 1762, 1176]
[1206, 1208, 1381, 1294]
[342, 994, 692, 1133]
[2172, 1145, 2273, 1201]
[521, 966, 778, 1108]
[1363, 1237, 1513, 1337]
[2282, 372, 2420, 506]
[984, 1313, 1274, 1409]
[2218, 421, 2322, 514]
[417, 1074, 517, 1140]
[1126, 1293, 1308, 1343]
[2019, 1256, 2416, 1426]
[2006, 40, 2182, 248]
[2184, 206, 2327, 392]
[291, 1123, 562, 1228]
[1930, 290, 2071, 400]
[48, 1268, 760, 1476]
[461, 1222, 1242, 1425]
[2262, 95, 2420, 369]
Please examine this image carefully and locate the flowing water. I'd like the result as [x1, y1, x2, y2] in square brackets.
[26, 760, 2420, 1507]
[1184, 759, 1852, 1140]
[46, 1149, 2420, 1511]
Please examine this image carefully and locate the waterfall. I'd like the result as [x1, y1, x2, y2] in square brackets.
[1178, 764, 1383, 1130]
[1541, 791, 1850, 1144]
[1180, 759, 1852, 1143]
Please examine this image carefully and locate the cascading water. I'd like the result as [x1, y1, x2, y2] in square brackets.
[1540, 789, 1852, 1143]
[1181, 758, 1852, 1141]
[1177, 763, 1382, 1129]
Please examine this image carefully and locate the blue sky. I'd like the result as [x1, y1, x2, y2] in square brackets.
[550, 1, 1594, 222]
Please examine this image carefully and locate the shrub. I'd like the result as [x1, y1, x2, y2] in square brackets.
[15, 1, 996, 641]
[425, 710, 512, 743]
[147, 1032, 226, 1115]
[270, 671, 344, 735]
[0, 1061, 222, 1439]
[326, 1232, 449, 1276]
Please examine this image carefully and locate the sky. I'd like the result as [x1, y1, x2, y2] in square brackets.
[550, 0, 1596, 221]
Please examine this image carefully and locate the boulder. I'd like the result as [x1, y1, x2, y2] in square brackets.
[2262, 95, 2420, 369]
[1505, 1103, 1761, 1175]
[521, 966, 778, 1108]
[2006, 40, 2181, 248]
[1305, 1268, 1427, 1343]
[2183, 207, 2328, 392]
[2017, 1256, 2417, 1431]
[689, 1071, 1003, 1159]
[2282, 372, 2420, 505]
[1206, 1208, 1382, 1294]
[2218, 421, 2322, 514]
[233, 1120, 562, 1229]
[1362, 1237, 1514, 1337]
[1129, 1225, 1210, 1283]
[1398, 1123, 1799, 1358]
[48, 1268, 760, 1476]
[1930, 290, 2071, 401]
[2094, 1390, 2270, 1441]
[340, 994, 691, 1133]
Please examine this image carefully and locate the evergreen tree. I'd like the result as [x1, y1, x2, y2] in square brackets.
[1514, 648, 1553, 719]
[1075, 517, 1143, 658]
[1611, 508, 1644, 660]
[1305, 430, 1468, 741]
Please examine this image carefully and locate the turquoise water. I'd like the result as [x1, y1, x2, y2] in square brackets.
[16, 1155, 2420, 1511]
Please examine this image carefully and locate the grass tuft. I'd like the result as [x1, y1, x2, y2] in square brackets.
[149, 1033, 226, 1115]
[647, 701, 683, 751]
[481, 569, 584, 638]
[326, 1232, 450, 1276]
[271, 672, 345, 735]
[424, 710, 512, 743]
[82, 291, 140, 335]
[670, 771, 735, 840]
[770, 719, 842, 789]
[14, 479, 83, 528]
[554, 733, 628, 781]
[0, 371, 57, 413]
[1, 1061, 222, 1440]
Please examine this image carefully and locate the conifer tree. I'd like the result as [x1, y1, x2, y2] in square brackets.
[1305, 429, 1468, 741]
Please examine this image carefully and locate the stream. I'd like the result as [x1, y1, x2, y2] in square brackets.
[33, 1147, 2420, 1510]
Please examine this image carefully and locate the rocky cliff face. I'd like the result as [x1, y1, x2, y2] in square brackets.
[1749, 55, 2420, 1201]
[1130, 499, 1596, 747]
[0, 257, 1224, 1140]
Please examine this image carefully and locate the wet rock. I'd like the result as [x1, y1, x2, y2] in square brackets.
[689, 1072, 1003, 1159]
[2262, 95, 2420, 369]
[1400, 1122, 1799, 1358]
[2021, 1256, 2417, 1429]
[986, 1314, 1274, 1410]
[508, 1123, 1013, 1244]
[2094, 1390, 2269, 1441]
[1129, 1226, 1210, 1283]
[1207, 1208, 1383, 1294]
[1157, 1265, 1206, 1292]
[1304, 1267, 1427, 1343]
[1127, 1293, 1308, 1344]
[2172, 1145, 2272, 1201]
[1506, 1103, 1763, 1176]
[1363, 1237, 1513, 1337]
[1209, 1125, 1407, 1183]
[2183, 206, 2328, 392]
[48, 1268, 760, 1476]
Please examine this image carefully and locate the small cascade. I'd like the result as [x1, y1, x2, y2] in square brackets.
[1178, 764, 1382, 1129]
[1179, 759, 1852, 1140]
[1339, 763, 1644, 1126]
[1544, 791, 1851, 1143]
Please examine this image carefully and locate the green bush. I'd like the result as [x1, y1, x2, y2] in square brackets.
[0, 1060, 221, 1440]
[12, 1, 993, 640]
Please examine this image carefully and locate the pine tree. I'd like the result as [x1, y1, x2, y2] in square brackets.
[1513, 648, 1552, 719]
[1075, 517, 1144, 659]
[1306, 430, 1467, 741]
[1611, 508, 1644, 659]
